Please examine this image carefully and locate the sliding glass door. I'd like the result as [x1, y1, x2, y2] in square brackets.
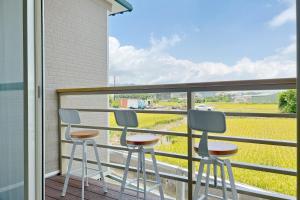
[0, 0, 41, 199]
[0, 0, 25, 199]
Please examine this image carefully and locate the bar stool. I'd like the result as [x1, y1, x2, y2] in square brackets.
[188, 110, 238, 200]
[114, 110, 164, 200]
[59, 109, 108, 200]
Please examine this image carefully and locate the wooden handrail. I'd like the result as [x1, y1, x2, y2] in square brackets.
[56, 78, 296, 94]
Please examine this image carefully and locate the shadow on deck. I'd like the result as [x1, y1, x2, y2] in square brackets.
[46, 175, 159, 200]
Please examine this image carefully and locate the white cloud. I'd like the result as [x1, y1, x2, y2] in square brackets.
[269, 1, 296, 27]
[280, 35, 296, 55]
[149, 34, 181, 52]
[109, 35, 296, 85]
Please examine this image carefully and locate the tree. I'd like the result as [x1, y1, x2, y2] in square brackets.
[278, 89, 296, 113]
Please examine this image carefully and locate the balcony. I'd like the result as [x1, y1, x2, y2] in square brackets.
[45, 175, 158, 200]
[51, 78, 296, 200]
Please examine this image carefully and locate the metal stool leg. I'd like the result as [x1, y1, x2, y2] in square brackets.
[150, 149, 164, 200]
[92, 141, 108, 193]
[213, 161, 218, 187]
[120, 150, 133, 200]
[220, 162, 228, 200]
[62, 143, 77, 196]
[204, 163, 211, 199]
[82, 141, 87, 200]
[193, 160, 205, 200]
[85, 144, 89, 187]
[137, 149, 141, 199]
[225, 159, 238, 200]
[142, 149, 147, 199]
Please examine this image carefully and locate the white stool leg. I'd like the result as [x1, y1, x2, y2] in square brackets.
[225, 159, 238, 200]
[85, 144, 89, 187]
[193, 160, 205, 200]
[82, 141, 86, 200]
[220, 162, 227, 200]
[150, 149, 164, 200]
[137, 149, 143, 199]
[61, 143, 77, 196]
[92, 141, 108, 193]
[204, 163, 211, 199]
[142, 149, 147, 199]
[120, 150, 132, 200]
[136, 152, 141, 199]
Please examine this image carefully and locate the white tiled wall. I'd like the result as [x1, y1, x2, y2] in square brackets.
[45, 0, 110, 173]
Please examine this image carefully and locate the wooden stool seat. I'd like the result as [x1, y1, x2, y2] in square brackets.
[126, 134, 159, 146]
[194, 141, 238, 156]
[71, 130, 99, 139]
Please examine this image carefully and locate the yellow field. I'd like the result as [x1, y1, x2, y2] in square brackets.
[109, 112, 184, 143]
[109, 113, 183, 129]
[157, 101, 280, 113]
[109, 103, 296, 196]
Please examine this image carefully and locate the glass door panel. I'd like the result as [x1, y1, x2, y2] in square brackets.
[0, 0, 24, 199]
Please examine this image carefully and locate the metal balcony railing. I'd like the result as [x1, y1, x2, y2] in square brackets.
[57, 78, 297, 200]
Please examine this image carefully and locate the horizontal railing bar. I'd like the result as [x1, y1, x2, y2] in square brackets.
[191, 134, 297, 147]
[61, 108, 296, 118]
[61, 155, 187, 182]
[63, 108, 187, 115]
[56, 78, 296, 94]
[61, 140, 296, 176]
[191, 157, 296, 176]
[225, 112, 296, 118]
[231, 161, 296, 176]
[62, 124, 188, 137]
[61, 155, 295, 200]
[61, 124, 296, 147]
[61, 140, 188, 160]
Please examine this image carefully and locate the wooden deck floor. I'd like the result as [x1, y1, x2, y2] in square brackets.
[46, 175, 159, 200]
[45, 175, 267, 200]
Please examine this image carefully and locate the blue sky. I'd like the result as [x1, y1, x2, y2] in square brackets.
[108, 0, 296, 85]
